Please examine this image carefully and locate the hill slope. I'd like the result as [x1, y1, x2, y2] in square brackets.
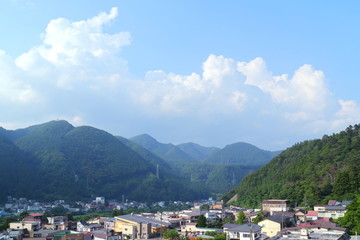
[204, 142, 280, 166]
[130, 134, 196, 164]
[177, 142, 220, 161]
[223, 125, 360, 208]
[0, 121, 208, 202]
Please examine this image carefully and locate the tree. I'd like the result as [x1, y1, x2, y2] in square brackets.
[237, 211, 246, 224]
[163, 229, 179, 239]
[19, 211, 29, 220]
[200, 204, 210, 211]
[112, 209, 124, 217]
[253, 211, 265, 224]
[196, 215, 207, 227]
[338, 194, 360, 234]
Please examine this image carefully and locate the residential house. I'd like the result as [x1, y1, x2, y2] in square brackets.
[44, 216, 68, 230]
[262, 200, 289, 215]
[179, 211, 202, 223]
[223, 223, 261, 240]
[294, 210, 306, 223]
[305, 211, 318, 221]
[318, 205, 346, 219]
[9, 222, 40, 232]
[114, 214, 170, 239]
[276, 225, 349, 240]
[258, 215, 292, 237]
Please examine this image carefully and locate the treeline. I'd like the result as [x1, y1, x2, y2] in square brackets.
[224, 124, 360, 208]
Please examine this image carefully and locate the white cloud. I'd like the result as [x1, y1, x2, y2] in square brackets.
[0, 50, 39, 104]
[237, 58, 331, 120]
[15, 7, 131, 90]
[1, 7, 360, 150]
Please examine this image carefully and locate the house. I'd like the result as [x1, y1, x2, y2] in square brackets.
[179, 211, 202, 223]
[44, 216, 68, 230]
[261, 200, 289, 214]
[114, 214, 170, 239]
[318, 205, 346, 219]
[294, 210, 306, 223]
[258, 215, 292, 237]
[276, 225, 349, 240]
[305, 211, 318, 221]
[223, 223, 261, 240]
[9, 221, 40, 231]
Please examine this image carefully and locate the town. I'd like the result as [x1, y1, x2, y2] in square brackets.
[0, 196, 353, 240]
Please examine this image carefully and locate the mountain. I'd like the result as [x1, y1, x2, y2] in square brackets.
[177, 142, 220, 161]
[0, 121, 208, 202]
[223, 124, 360, 208]
[130, 134, 196, 164]
[204, 142, 280, 166]
[116, 136, 173, 173]
[128, 135, 275, 196]
[0, 134, 40, 201]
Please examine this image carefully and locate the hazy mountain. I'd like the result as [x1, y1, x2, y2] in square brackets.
[204, 142, 281, 166]
[223, 124, 360, 208]
[130, 134, 196, 164]
[177, 142, 220, 161]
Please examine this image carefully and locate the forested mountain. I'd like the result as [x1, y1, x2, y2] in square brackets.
[0, 121, 208, 202]
[0, 134, 40, 201]
[129, 135, 276, 197]
[177, 142, 220, 161]
[130, 134, 196, 164]
[223, 124, 360, 208]
[204, 142, 280, 166]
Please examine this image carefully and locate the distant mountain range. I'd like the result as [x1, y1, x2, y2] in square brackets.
[0, 120, 281, 202]
[222, 124, 360, 208]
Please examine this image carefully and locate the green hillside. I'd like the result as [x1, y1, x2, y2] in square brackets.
[0, 121, 208, 202]
[130, 134, 196, 164]
[0, 135, 40, 202]
[177, 142, 220, 161]
[223, 124, 360, 208]
[204, 142, 280, 166]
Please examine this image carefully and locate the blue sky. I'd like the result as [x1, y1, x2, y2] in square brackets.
[0, 0, 359, 150]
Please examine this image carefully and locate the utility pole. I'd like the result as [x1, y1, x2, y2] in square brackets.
[156, 164, 160, 179]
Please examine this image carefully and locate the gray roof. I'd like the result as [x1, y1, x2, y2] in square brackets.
[325, 205, 346, 210]
[263, 215, 291, 224]
[116, 214, 171, 227]
[227, 224, 261, 233]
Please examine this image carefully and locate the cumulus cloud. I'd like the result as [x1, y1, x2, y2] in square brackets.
[0, 50, 39, 104]
[15, 7, 131, 90]
[237, 58, 331, 121]
[1, 7, 360, 150]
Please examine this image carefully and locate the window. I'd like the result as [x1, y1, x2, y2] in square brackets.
[243, 234, 250, 238]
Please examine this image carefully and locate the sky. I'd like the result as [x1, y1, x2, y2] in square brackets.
[0, 0, 359, 150]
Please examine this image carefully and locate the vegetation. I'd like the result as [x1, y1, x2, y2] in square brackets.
[223, 124, 360, 208]
[196, 215, 207, 227]
[163, 229, 179, 239]
[252, 211, 265, 224]
[236, 210, 246, 224]
[204, 142, 280, 166]
[0, 120, 208, 202]
[205, 232, 226, 240]
[338, 194, 360, 234]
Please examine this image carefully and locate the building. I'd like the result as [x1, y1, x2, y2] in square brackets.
[262, 200, 289, 214]
[114, 214, 170, 239]
[276, 226, 350, 240]
[258, 215, 292, 237]
[224, 223, 261, 240]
